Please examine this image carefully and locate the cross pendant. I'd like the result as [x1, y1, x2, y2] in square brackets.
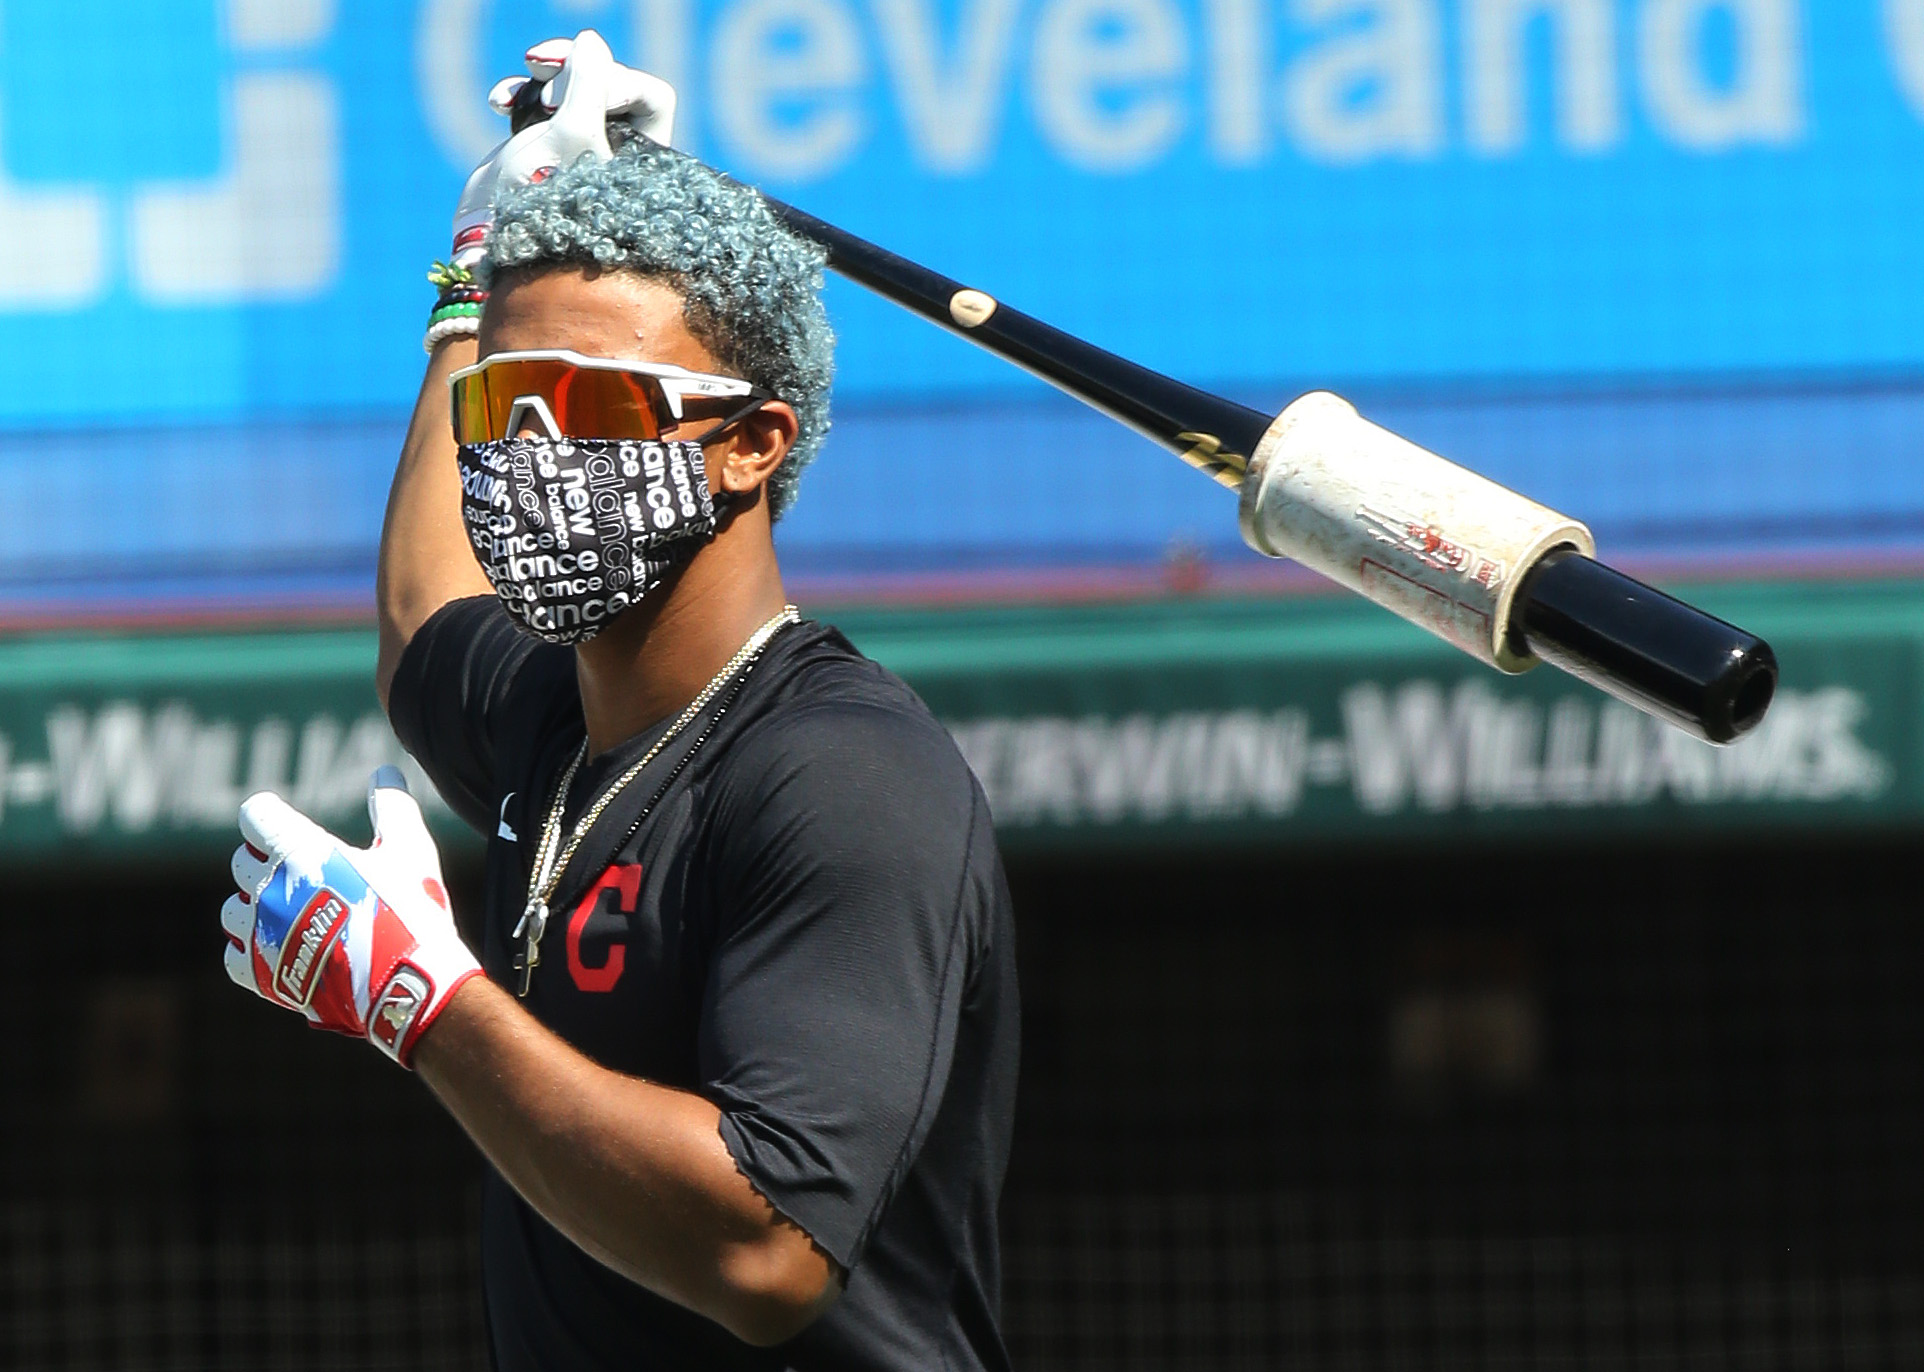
[513, 899, 550, 997]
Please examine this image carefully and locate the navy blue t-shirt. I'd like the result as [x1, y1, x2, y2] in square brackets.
[388, 598, 1018, 1371]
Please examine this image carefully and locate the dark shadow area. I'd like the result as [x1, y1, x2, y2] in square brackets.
[3, 836, 1920, 1368]
[1000, 837, 1924, 1368]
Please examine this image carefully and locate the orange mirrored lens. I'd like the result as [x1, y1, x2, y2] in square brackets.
[451, 359, 669, 443]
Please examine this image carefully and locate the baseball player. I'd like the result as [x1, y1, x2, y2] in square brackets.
[219, 32, 1018, 1371]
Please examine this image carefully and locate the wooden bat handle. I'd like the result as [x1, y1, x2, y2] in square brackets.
[764, 199, 1271, 490]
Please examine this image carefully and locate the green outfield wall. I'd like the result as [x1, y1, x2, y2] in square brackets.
[0, 581, 1915, 861]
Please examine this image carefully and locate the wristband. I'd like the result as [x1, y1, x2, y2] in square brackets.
[425, 314, 482, 354]
[425, 260, 488, 354]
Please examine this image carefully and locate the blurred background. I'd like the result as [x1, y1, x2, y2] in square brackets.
[5, 0, 1924, 1367]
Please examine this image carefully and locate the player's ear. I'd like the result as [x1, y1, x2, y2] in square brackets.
[715, 400, 798, 500]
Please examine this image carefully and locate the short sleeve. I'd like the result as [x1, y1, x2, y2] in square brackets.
[386, 596, 573, 834]
[699, 700, 988, 1271]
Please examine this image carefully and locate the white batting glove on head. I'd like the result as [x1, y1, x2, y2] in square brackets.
[221, 767, 482, 1068]
[450, 28, 678, 268]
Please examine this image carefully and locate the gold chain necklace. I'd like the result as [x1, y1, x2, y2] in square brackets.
[510, 604, 800, 996]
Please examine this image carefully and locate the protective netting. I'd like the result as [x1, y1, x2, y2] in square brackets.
[999, 838, 1924, 1370]
[1000, 1196, 1924, 1370]
[0, 1207, 483, 1372]
[0, 863, 488, 1372]
[4, 837, 1922, 1369]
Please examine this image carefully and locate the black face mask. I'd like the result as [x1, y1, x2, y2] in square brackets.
[458, 435, 727, 644]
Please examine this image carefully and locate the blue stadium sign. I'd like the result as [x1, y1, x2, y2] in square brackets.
[7, 1, 1924, 612]
[3, 0, 1924, 423]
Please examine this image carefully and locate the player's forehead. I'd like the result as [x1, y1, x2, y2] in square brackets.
[479, 266, 717, 374]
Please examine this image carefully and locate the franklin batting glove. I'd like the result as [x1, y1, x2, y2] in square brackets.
[221, 768, 482, 1068]
[449, 28, 677, 269]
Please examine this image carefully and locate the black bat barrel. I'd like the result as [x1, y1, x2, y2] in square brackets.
[1515, 550, 1777, 745]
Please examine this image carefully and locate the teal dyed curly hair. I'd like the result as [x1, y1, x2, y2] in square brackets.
[486, 141, 833, 520]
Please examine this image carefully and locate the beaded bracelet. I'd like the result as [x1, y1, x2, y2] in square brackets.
[428, 298, 483, 325]
[424, 314, 482, 354]
[424, 259, 488, 353]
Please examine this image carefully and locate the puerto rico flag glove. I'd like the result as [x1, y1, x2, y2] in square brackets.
[221, 767, 482, 1068]
[450, 28, 677, 268]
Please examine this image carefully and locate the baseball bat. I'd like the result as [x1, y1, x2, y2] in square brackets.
[762, 199, 1776, 746]
[509, 90, 1776, 744]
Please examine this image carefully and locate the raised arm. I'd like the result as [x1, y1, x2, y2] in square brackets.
[377, 31, 678, 708]
[375, 338, 492, 709]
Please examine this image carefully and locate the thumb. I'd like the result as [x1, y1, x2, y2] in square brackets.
[367, 767, 435, 859]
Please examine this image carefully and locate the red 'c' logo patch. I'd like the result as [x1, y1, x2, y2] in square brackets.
[568, 864, 639, 993]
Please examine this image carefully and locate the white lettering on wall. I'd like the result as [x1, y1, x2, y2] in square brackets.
[1204, 0, 1269, 162]
[952, 710, 1311, 825]
[0, 0, 341, 310]
[1031, 0, 1190, 171]
[1885, 0, 1924, 117]
[634, 0, 700, 150]
[417, 0, 499, 166]
[1465, 0, 1620, 154]
[0, 11, 107, 308]
[49, 704, 188, 832]
[1284, 0, 1444, 163]
[227, 0, 335, 48]
[0, 111, 107, 310]
[406, 0, 1837, 185]
[873, 0, 1024, 172]
[0, 686, 1892, 841]
[711, 0, 868, 178]
[1639, 0, 1805, 149]
[130, 74, 340, 303]
[1340, 682, 1886, 814]
[950, 685, 1889, 828]
[31, 703, 449, 835]
[291, 714, 407, 816]
[0, 0, 1855, 324]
